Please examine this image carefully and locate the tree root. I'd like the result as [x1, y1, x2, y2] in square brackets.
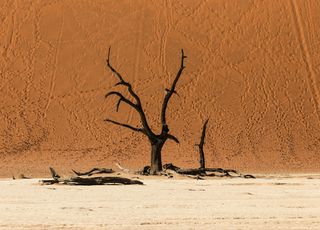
[40, 167, 143, 185]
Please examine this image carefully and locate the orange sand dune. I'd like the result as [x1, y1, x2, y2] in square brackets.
[1, 0, 320, 177]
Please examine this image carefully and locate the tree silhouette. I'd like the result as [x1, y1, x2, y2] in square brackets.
[196, 118, 209, 171]
[105, 47, 187, 174]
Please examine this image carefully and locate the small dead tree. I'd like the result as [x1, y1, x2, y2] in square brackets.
[163, 119, 255, 179]
[105, 47, 187, 174]
[196, 118, 209, 171]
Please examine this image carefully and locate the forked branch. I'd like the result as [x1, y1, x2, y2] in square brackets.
[105, 47, 187, 173]
[107, 47, 141, 105]
[105, 91, 137, 110]
[106, 47, 154, 137]
[161, 49, 187, 133]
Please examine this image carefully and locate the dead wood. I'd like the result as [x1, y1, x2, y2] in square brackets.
[105, 47, 186, 173]
[49, 167, 60, 181]
[196, 118, 209, 169]
[72, 168, 114, 176]
[140, 166, 151, 175]
[161, 119, 255, 179]
[163, 163, 255, 179]
[243, 174, 256, 179]
[62, 176, 143, 185]
[41, 168, 143, 185]
[187, 175, 205, 180]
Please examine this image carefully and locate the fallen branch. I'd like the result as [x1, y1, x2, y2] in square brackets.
[41, 167, 143, 185]
[62, 176, 143, 185]
[72, 168, 114, 176]
[163, 163, 255, 179]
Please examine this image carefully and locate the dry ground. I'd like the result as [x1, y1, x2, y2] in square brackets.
[0, 175, 320, 229]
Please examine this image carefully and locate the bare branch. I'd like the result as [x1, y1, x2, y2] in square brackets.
[199, 118, 209, 147]
[167, 134, 180, 144]
[72, 168, 114, 176]
[161, 49, 187, 133]
[116, 98, 122, 112]
[105, 91, 137, 109]
[106, 46, 125, 83]
[105, 119, 144, 133]
[106, 47, 141, 104]
[106, 47, 154, 137]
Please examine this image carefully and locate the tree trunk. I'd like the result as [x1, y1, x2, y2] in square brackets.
[150, 140, 165, 174]
[199, 147, 205, 169]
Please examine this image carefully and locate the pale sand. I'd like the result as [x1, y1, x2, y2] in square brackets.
[0, 175, 320, 229]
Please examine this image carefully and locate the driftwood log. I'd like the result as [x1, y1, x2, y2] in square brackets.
[41, 167, 143, 185]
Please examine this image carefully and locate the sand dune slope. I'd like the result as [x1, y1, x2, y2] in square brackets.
[1, 1, 320, 176]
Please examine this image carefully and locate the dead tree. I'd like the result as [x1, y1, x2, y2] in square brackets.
[196, 118, 209, 170]
[105, 47, 187, 174]
[163, 120, 255, 179]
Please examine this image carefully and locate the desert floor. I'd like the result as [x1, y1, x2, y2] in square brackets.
[0, 174, 320, 229]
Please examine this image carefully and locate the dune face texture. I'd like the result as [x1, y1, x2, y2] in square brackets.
[1, 0, 320, 177]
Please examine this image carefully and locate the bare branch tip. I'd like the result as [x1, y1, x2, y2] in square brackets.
[116, 99, 122, 112]
[181, 49, 187, 59]
[107, 46, 111, 63]
[105, 92, 113, 98]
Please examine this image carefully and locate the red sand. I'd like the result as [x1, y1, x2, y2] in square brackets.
[1, 0, 320, 177]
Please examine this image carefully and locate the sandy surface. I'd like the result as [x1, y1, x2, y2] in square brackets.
[1, 0, 320, 176]
[0, 175, 320, 229]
